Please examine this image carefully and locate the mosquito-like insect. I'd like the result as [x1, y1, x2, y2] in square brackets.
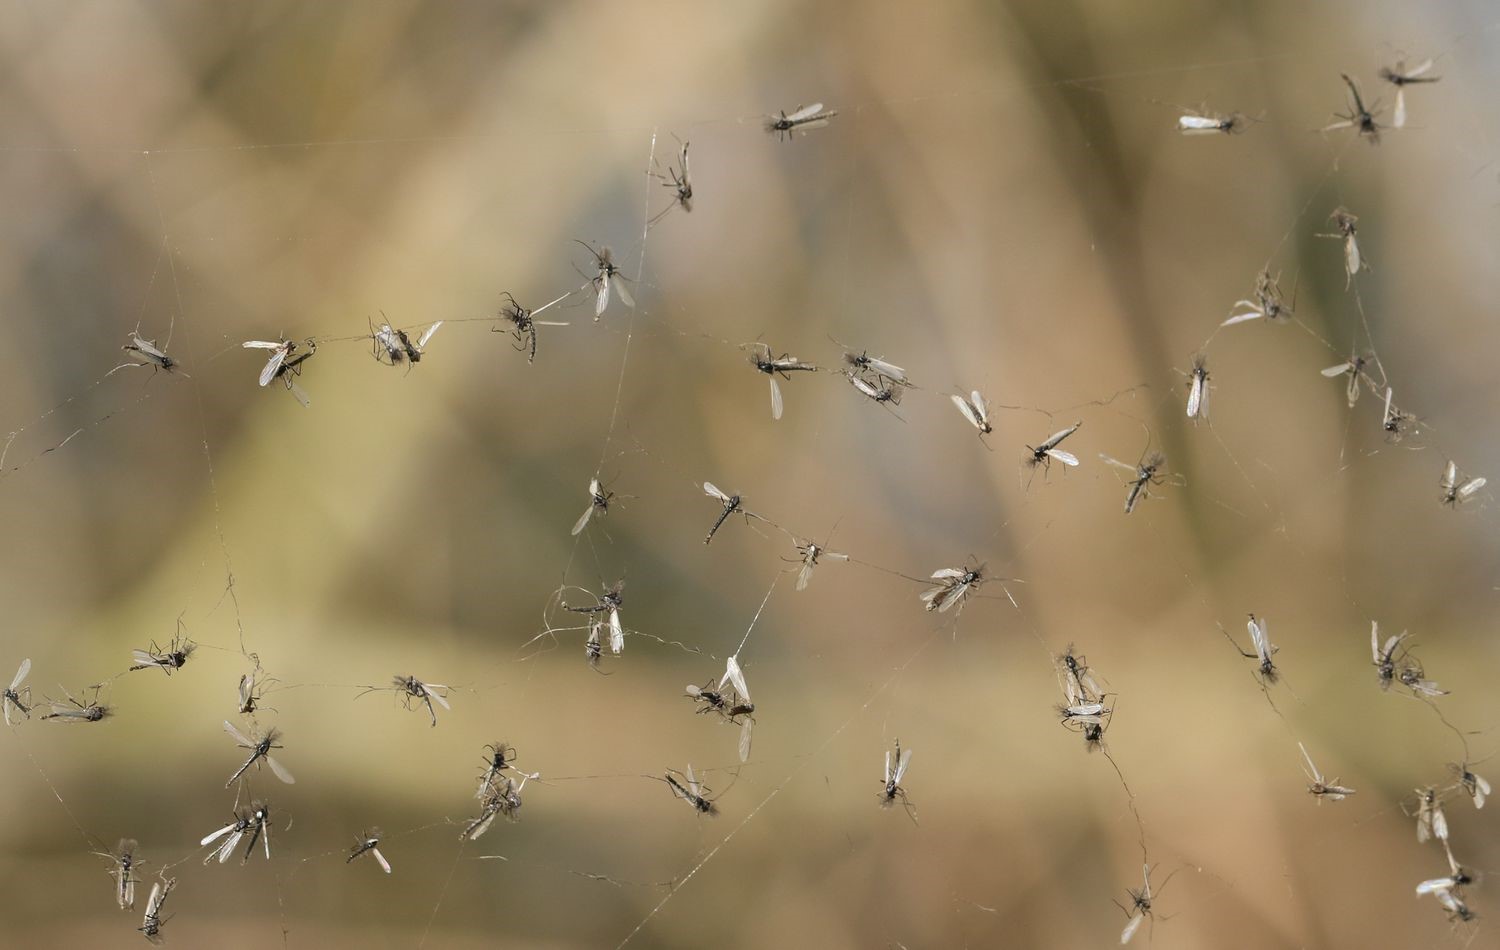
[951, 389, 993, 436]
[1319, 207, 1365, 287]
[1023, 421, 1082, 478]
[1224, 613, 1279, 686]
[1406, 786, 1449, 843]
[566, 581, 625, 655]
[461, 771, 535, 839]
[242, 337, 316, 406]
[222, 720, 295, 787]
[1371, 621, 1408, 691]
[685, 679, 730, 715]
[1299, 742, 1356, 803]
[347, 830, 392, 874]
[477, 742, 519, 799]
[1322, 73, 1382, 144]
[702, 482, 746, 544]
[880, 738, 914, 813]
[494, 291, 569, 364]
[843, 370, 906, 409]
[387, 674, 450, 727]
[1379, 57, 1439, 129]
[577, 241, 634, 319]
[765, 102, 837, 140]
[719, 654, 750, 703]
[1054, 645, 1103, 706]
[649, 138, 693, 226]
[571, 476, 615, 536]
[746, 343, 817, 421]
[3, 658, 31, 725]
[1381, 387, 1415, 443]
[1221, 270, 1295, 326]
[1117, 864, 1174, 945]
[1185, 353, 1211, 421]
[1100, 450, 1173, 514]
[1440, 460, 1486, 508]
[119, 334, 180, 376]
[41, 684, 110, 722]
[129, 628, 196, 675]
[1082, 720, 1108, 752]
[1448, 762, 1490, 810]
[838, 345, 910, 388]
[585, 621, 605, 672]
[372, 319, 442, 367]
[201, 802, 273, 864]
[1397, 655, 1448, 697]
[1417, 843, 1476, 901]
[97, 837, 140, 910]
[138, 876, 175, 945]
[727, 700, 755, 763]
[237, 669, 271, 716]
[1320, 351, 1370, 407]
[667, 764, 718, 815]
[1177, 110, 1247, 135]
[791, 538, 848, 592]
[1432, 886, 1477, 924]
[1057, 699, 1112, 729]
[921, 562, 984, 613]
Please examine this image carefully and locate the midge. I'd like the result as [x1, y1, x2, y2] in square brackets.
[371, 319, 443, 367]
[565, 580, 625, 656]
[129, 628, 196, 675]
[222, 720, 296, 788]
[791, 537, 847, 592]
[347, 830, 392, 874]
[746, 342, 817, 421]
[1318, 207, 1365, 288]
[1320, 350, 1371, 407]
[3, 658, 31, 725]
[1185, 353, 1211, 421]
[1223, 613, 1279, 686]
[1117, 864, 1175, 945]
[41, 684, 111, 723]
[701, 482, 749, 545]
[843, 370, 905, 409]
[1057, 699, 1111, 729]
[1054, 644, 1103, 706]
[571, 476, 616, 536]
[1397, 654, 1448, 697]
[1100, 450, 1174, 514]
[96, 837, 140, 910]
[242, 337, 316, 406]
[494, 291, 569, 364]
[666, 764, 718, 815]
[649, 137, 694, 226]
[880, 738, 914, 813]
[477, 741, 520, 799]
[1299, 742, 1356, 803]
[1322, 73, 1382, 145]
[1381, 387, 1416, 442]
[1448, 761, 1490, 810]
[237, 670, 269, 717]
[1221, 270, 1295, 327]
[117, 334, 181, 376]
[1440, 460, 1486, 508]
[576, 241, 634, 319]
[951, 389, 994, 437]
[765, 102, 837, 140]
[836, 343, 911, 388]
[1416, 843, 1475, 900]
[920, 561, 985, 613]
[1023, 421, 1083, 477]
[1177, 110, 1247, 135]
[137, 876, 176, 946]
[1379, 56, 1440, 129]
[200, 802, 273, 864]
[380, 674, 451, 727]
[1405, 786, 1449, 843]
[1371, 621, 1408, 691]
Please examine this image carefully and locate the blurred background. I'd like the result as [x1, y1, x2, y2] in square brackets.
[1, 0, 1498, 946]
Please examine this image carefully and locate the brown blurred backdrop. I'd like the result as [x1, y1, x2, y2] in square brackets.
[1, 1, 1498, 947]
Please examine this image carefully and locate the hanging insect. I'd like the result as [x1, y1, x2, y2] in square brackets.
[97, 837, 140, 910]
[701, 482, 746, 545]
[1221, 270, 1295, 326]
[385, 674, 451, 727]
[371, 319, 443, 367]
[1223, 614, 1279, 686]
[201, 802, 272, 864]
[576, 241, 634, 319]
[838, 345, 911, 388]
[1320, 351, 1370, 407]
[745, 342, 817, 421]
[1057, 699, 1111, 730]
[1431, 886, 1477, 924]
[791, 537, 848, 592]
[3, 658, 31, 726]
[1440, 460, 1486, 508]
[137, 876, 176, 945]
[843, 370, 906, 409]
[1100, 450, 1173, 514]
[1406, 786, 1449, 843]
[1381, 387, 1416, 442]
[1177, 110, 1247, 135]
[1448, 762, 1490, 810]
[685, 679, 730, 715]
[1299, 742, 1356, 803]
[119, 334, 180, 376]
[1397, 655, 1448, 697]
[1417, 843, 1475, 900]
[1054, 645, 1103, 706]
[585, 621, 605, 672]
[951, 389, 994, 436]
[242, 337, 317, 406]
[1022, 421, 1083, 477]
[237, 669, 270, 717]
[880, 738, 914, 813]
[477, 742, 520, 799]
[666, 764, 718, 815]
[649, 137, 694, 226]
[1117, 864, 1174, 945]
[129, 628, 196, 675]
[921, 562, 984, 613]
[730, 703, 755, 763]
[1185, 353, 1211, 422]
[1318, 207, 1365, 287]
[493, 291, 569, 364]
[719, 654, 750, 704]
[1322, 73, 1382, 144]
[765, 102, 838, 140]
[1379, 57, 1440, 129]
[41, 684, 111, 723]
[462, 788, 505, 841]
[1081, 720, 1108, 752]
[222, 720, 296, 788]
[571, 476, 615, 536]
[347, 830, 392, 874]
[566, 581, 625, 655]
[1371, 622, 1408, 692]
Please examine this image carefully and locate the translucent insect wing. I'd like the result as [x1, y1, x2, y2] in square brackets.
[786, 102, 825, 122]
[417, 321, 443, 349]
[769, 376, 783, 420]
[738, 716, 753, 763]
[720, 655, 749, 701]
[372, 846, 392, 874]
[612, 277, 635, 309]
[572, 504, 594, 536]
[267, 754, 296, 785]
[10, 658, 29, 691]
[894, 747, 912, 783]
[222, 719, 254, 747]
[1121, 911, 1144, 945]
[609, 609, 624, 654]
[258, 349, 288, 387]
